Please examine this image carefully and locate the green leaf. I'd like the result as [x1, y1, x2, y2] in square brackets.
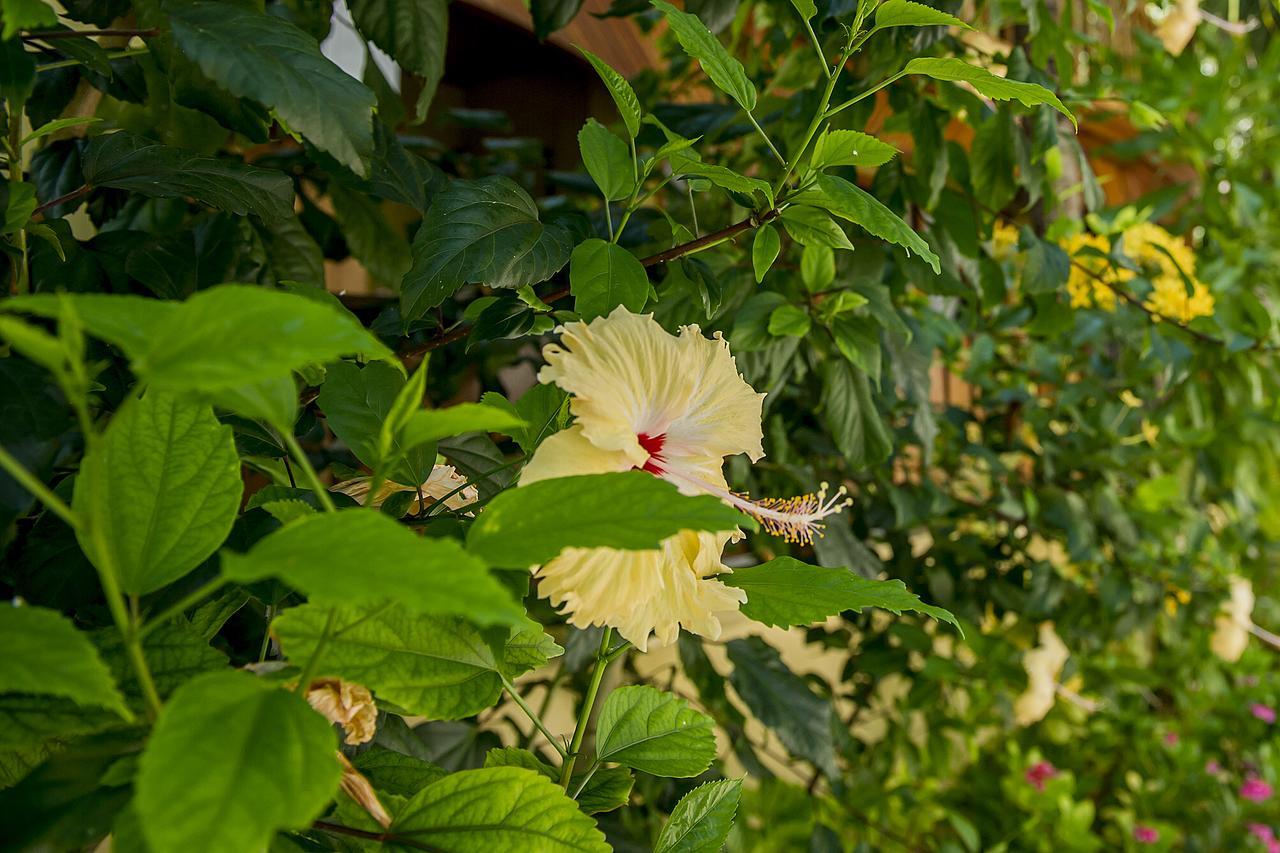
[73, 391, 242, 596]
[273, 604, 504, 720]
[168, 1, 377, 174]
[569, 238, 649, 320]
[21, 115, 101, 147]
[348, 0, 448, 121]
[752, 224, 780, 283]
[768, 304, 811, 337]
[723, 557, 958, 628]
[829, 314, 880, 379]
[810, 129, 899, 170]
[392, 403, 526, 475]
[796, 175, 940, 272]
[328, 182, 413, 285]
[480, 384, 570, 455]
[134, 671, 342, 853]
[96, 621, 229, 701]
[780, 206, 854, 250]
[1021, 227, 1071, 293]
[221, 510, 523, 626]
[352, 745, 448, 796]
[500, 620, 564, 679]
[820, 359, 891, 469]
[801, 244, 835, 291]
[594, 685, 716, 777]
[579, 118, 634, 202]
[389, 767, 610, 851]
[870, 0, 971, 33]
[532, 0, 584, 39]
[578, 47, 642, 139]
[0, 606, 129, 718]
[726, 637, 836, 776]
[466, 472, 753, 567]
[788, 0, 817, 21]
[654, 779, 742, 853]
[0, 36, 34, 103]
[901, 57, 1076, 128]
[1, 0, 58, 39]
[5, 286, 394, 393]
[0, 181, 34, 234]
[80, 132, 294, 223]
[651, 0, 756, 111]
[318, 360, 435, 487]
[401, 176, 572, 319]
[576, 766, 634, 814]
[670, 152, 773, 205]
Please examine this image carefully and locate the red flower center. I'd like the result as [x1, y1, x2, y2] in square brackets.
[637, 432, 666, 474]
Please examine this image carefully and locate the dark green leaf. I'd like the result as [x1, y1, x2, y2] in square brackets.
[579, 47, 642, 138]
[348, 0, 448, 121]
[780, 205, 853, 250]
[318, 360, 435, 487]
[569, 238, 649, 319]
[796, 175, 939, 271]
[651, 0, 756, 111]
[752, 223, 780, 283]
[819, 359, 892, 469]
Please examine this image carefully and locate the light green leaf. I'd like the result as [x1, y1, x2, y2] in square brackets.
[80, 132, 294, 223]
[348, 0, 448, 121]
[780, 206, 854, 250]
[801, 244, 835, 291]
[723, 557, 958, 628]
[466, 472, 753, 567]
[752, 224, 780, 283]
[169, 2, 376, 174]
[73, 391, 242, 596]
[20, 116, 101, 147]
[810, 129, 899, 170]
[768, 304, 811, 337]
[4, 286, 394, 393]
[392, 403, 526, 475]
[654, 779, 742, 853]
[569, 238, 649, 320]
[901, 57, 1076, 128]
[500, 620, 564, 679]
[1, 182, 34, 234]
[401, 176, 572, 319]
[579, 118, 634, 201]
[670, 152, 773, 205]
[870, 0, 971, 33]
[651, 0, 756, 111]
[788, 0, 817, 22]
[389, 767, 610, 851]
[0, 606, 129, 718]
[578, 47, 642, 138]
[134, 672, 342, 853]
[273, 603, 504, 720]
[796, 174, 940, 272]
[576, 766, 634, 814]
[1, 0, 58, 39]
[595, 685, 716, 777]
[318, 360, 435, 487]
[221, 509, 523, 626]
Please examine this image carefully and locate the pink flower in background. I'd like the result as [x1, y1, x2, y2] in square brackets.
[1207, 760, 1223, 775]
[1251, 704, 1277, 724]
[1249, 824, 1280, 853]
[1025, 761, 1058, 792]
[1163, 731, 1179, 745]
[1241, 776, 1274, 803]
[1134, 825, 1160, 844]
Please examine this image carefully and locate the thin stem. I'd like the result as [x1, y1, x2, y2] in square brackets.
[825, 70, 907, 119]
[293, 607, 338, 694]
[604, 197, 614, 241]
[1249, 623, 1280, 650]
[23, 27, 159, 41]
[746, 111, 787, 167]
[0, 444, 77, 528]
[7, 97, 28, 295]
[37, 46, 149, 73]
[34, 184, 89, 216]
[570, 761, 600, 798]
[281, 430, 337, 513]
[421, 456, 526, 519]
[559, 628, 614, 788]
[137, 577, 231, 641]
[774, 29, 859, 196]
[258, 605, 274, 662]
[500, 673, 569, 758]
[800, 17, 832, 78]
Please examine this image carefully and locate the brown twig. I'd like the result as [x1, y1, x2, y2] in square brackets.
[22, 28, 159, 41]
[34, 184, 90, 216]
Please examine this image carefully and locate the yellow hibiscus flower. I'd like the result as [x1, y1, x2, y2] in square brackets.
[521, 307, 850, 650]
[332, 463, 479, 515]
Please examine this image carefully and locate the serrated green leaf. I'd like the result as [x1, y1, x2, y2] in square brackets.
[752, 223, 780, 283]
[810, 129, 899, 170]
[273, 604, 503, 720]
[780, 206, 854, 250]
[352, 745, 448, 796]
[901, 57, 1076, 128]
[401, 176, 572, 319]
[389, 766, 610, 851]
[870, 0, 971, 33]
[466, 472, 753, 567]
[221, 509, 523, 626]
[654, 779, 742, 853]
[594, 685, 716, 777]
[80, 132, 294, 223]
[723, 557, 958, 628]
[1, 0, 58, 39]
[796, 174, 940, 272]
[651, 0, 756, 111]
[578, 47, 642, 138]
[569, 238, 649, 320]
[169, 2, 376, 173]
[0, 606, 129, 718]
[135, 672, 342, 853]
[73, 391, 242, 596]
[347, 0, 448, 121]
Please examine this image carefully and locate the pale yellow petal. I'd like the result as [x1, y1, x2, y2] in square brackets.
[519, 425, 634, 485]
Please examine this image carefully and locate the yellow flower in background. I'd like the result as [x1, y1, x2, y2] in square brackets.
[332, 464, 479, 515]
[1210, 576, 1254, 662]
[1063, 232, 1124, 311]
[1123, 222, 1214, 323]
[990, 222, 1021, 261]
[522, 307, 851, 650]
[1014, 622, 1069, 726]
[305, 678, 378, 745]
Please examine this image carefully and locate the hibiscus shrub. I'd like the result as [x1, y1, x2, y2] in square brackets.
[0, 0, 1277, 851]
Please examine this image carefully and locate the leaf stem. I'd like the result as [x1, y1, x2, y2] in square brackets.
[36, 46, 149, 73]
[559, 627, 615, 788]
[569, 761, 600, 799]
[281, 430, 337, 513]
[0, 444, 77, 528]
[7, 95, 28, 295]
[746, 111, 787, 167]
[500, 673, 569, 758]
[824, 70, 908, 119]
[293, 606, 338, 694]
[773, 28, 859, 196]
[800, 17, 832, 79]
